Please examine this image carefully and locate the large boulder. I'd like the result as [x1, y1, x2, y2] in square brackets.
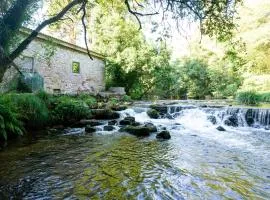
[119, 116, 135, 125]
[149, 105, 168, 115]
[91, 109, 120, 120]
[144, 123, 157, 132]
[85, 125, 96, 133]
[156, 131, 171, 140]
[103, 125, 115, 131]
[78, 119, 104, 126]
[120, 125, 151, 136]
[147, 109, 159, 119]
[224, 115, 238, 127]
[207, 116, 217, 125]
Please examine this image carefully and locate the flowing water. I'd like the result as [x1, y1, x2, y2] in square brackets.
[1, 101, 270, 199]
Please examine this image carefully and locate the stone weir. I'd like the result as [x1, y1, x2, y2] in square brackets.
[149, 104, 270, 128]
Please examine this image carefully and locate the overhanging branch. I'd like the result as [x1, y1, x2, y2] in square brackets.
[6, 0, 84, 63]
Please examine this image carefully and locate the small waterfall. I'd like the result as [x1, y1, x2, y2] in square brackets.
[156, 104, 270, 128]
[223, 107, 270, 127]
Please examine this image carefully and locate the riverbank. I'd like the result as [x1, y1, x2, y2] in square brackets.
[0, 92, 132, 146]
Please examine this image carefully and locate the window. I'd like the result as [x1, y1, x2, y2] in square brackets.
[72, 61, 80, 73]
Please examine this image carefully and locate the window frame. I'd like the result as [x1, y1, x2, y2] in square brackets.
[72, 61, 80, 74]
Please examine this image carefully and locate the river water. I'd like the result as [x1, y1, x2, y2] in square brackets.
[1, 101, 270, 199]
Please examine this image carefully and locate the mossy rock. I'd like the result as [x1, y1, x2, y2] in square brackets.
[119, 116, 135, 125]
[156, 131, 171, 140]
[91, 109, 120, 120]
[149, 105, 168, 114]
[111, 105, 128, 111]
[144, 123, 157, 132]
[78, 119, 104, 126]
[147, 109, 159, 119]
[120, 125, 151, 137]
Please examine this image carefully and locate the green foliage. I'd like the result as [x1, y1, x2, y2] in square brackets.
[51, 96, 91, 125]
[236, 91, 260, 105]
[258, 92, 270, 103]
[0, 93, 49, 140]
[107, 98, 119, 108]
[84, 97, 98, 109]
[121, 95, 132, 102]
[1, 93, 49, 129]
[35, 90, 52, 106]
[0, 98, 24, 141]
[178, 59, 211, 99]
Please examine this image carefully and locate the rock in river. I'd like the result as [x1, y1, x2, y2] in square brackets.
[91, 109, 120, 120]
[85, 125, 96, 133]
[143, 123, 157, 132]
[216, 126, 226, 131]
[156, 131, 171, 140]
[120, 125, 151, 136]
[147, 109, 159, 119]
[78, 119, 104, 126]
[103, 125, 115, 131]
[207, 115, 217, 125]
[119, 116, 135, 125]
[224, 115, 238, 127]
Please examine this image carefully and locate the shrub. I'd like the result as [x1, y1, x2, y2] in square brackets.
[121, 95, 132, 102]
[0, 100, 24, 141]
[236, 91, 260, 105]
[1, 93, 49, 129]
[84, 96, 97, 108]
[258, 92, 270, 103]
[51, 98, 91, 125]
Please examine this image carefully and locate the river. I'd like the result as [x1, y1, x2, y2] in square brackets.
[1, 101, 270, 199]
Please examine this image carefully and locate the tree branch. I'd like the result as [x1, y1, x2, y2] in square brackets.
[81, 0, 93, 60]
[124, 0, 158, 29]
[6, 0, 84, 64]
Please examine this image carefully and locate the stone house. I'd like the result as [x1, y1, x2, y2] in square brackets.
[1, 28, 105, 94]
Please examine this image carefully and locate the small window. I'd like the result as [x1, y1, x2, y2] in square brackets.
[53, 89, 61, 94]
[72, 61, 80, 73]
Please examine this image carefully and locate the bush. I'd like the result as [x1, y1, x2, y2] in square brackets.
[51, 97, 91, 125]
[0, 100, 24, 141]
[84, 96, 97, 108]
[1, 93, 49, 129]
[236, 91, 260, 105]
[121, 95, 132, 102]
[258, 92, 270, 103]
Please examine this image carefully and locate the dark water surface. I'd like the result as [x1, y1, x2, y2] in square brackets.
[1, 105, 270, 199]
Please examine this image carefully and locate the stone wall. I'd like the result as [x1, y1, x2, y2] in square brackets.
[1, 36, 105, 94]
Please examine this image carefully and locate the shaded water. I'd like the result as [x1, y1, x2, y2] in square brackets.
[1, 102, 270, 199]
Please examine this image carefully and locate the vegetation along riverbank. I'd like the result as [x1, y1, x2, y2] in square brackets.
[0, 91, 132, 145]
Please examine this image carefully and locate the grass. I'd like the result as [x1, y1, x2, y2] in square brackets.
[236, 91, 260, 105]
[236, 91, 270, 105]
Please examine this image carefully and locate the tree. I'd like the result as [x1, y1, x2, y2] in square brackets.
[0, 0, 241, 82]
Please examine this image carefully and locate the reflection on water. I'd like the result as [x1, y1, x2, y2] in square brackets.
[1, 106, 270, 199]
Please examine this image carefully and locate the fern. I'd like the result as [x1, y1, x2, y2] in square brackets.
[0, 102, 24, 141]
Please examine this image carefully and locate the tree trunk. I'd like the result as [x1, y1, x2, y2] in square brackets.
[0, 64, 8, 83]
